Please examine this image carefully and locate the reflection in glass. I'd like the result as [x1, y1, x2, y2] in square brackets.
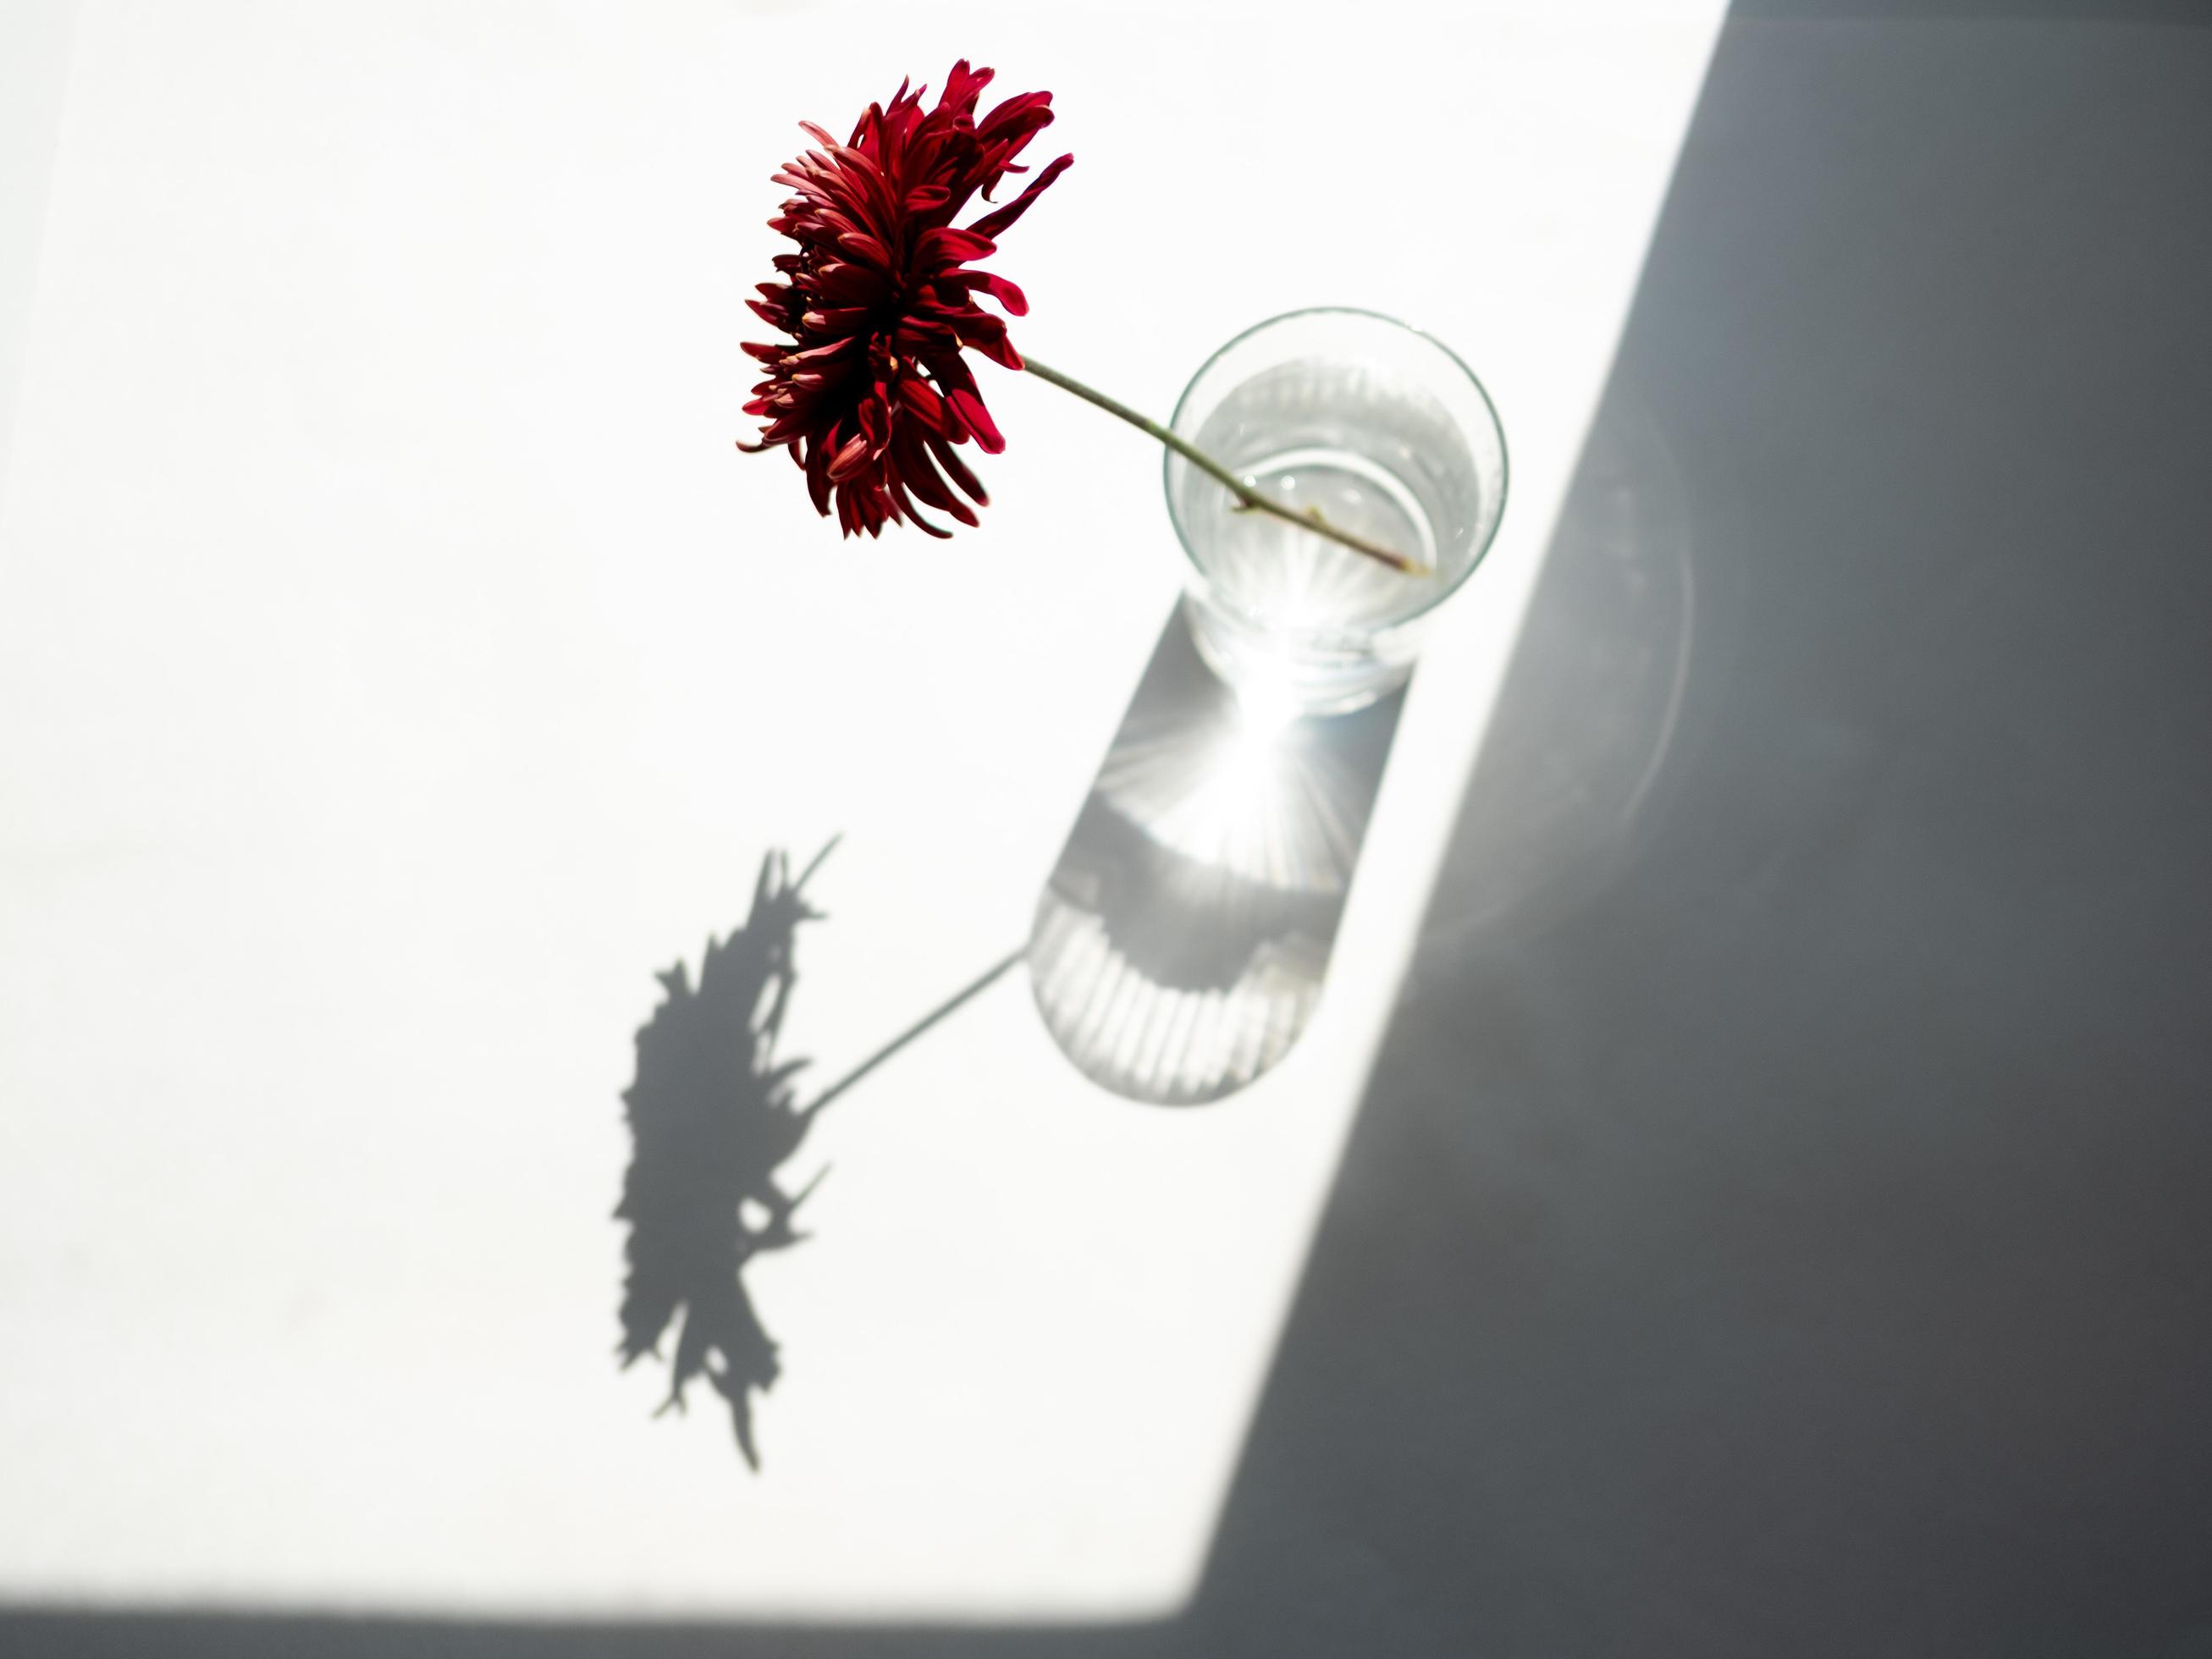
[1166, 308, 1509, 715]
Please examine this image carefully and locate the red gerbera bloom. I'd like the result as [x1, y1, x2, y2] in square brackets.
[740, 61, 1073, 538]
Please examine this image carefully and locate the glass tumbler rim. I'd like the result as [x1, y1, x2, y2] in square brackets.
[1161, 305, 1511, 637]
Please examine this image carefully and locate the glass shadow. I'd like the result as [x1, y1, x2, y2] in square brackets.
[1029, 601, 1404, 1105]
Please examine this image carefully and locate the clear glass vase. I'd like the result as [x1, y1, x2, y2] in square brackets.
[1165, 308, 1509, 715]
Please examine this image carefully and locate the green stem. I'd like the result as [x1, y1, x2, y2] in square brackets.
[1018, 354, 1431, 577]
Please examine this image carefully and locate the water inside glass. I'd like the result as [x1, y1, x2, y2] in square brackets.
[1167, 315, 1505, 714]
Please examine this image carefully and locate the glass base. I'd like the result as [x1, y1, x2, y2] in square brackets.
[1183, 592, 1412, 719]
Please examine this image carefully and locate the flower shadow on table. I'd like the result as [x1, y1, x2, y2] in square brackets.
[1029, 602, 1405, 1105]
[614, 845, 1021, 1469]
[614, 844, 836, 1470]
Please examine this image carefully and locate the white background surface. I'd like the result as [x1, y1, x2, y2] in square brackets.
[0, 0, 1722, 1620]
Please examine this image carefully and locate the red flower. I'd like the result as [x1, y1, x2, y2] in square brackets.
[740, 62, 1073, 538]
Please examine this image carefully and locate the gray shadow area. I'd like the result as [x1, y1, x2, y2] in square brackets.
[1411, 390, 1696, 962]
[8, 3, 2212, 1654]
[1030, 600, 1405, 1104]
[1181, 12, 2212, 1658]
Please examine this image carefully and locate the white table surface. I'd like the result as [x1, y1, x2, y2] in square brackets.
[0, 0, 1724, 1621]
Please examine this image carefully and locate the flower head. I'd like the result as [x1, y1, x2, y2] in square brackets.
[740, 62, 1073, 538]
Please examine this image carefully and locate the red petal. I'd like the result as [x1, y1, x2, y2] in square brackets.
[791, 335, 863, 366]
[960, 272, 1028, 316]
[804, 440, 835, 516]
[836, 229, 894, 269]
[924, 433, 987, 504]
[812, 262, 887, 305]
[799, 305, 871, 333]
[896, 372, 948, 433]
[893, 317, 959, 351]
[891, 427, 979, 526]
[946, 387, 1003, 454]
[887, 473, 953, 538]
[936, 60, 995, 117]
[950, 310, 1021, 371]
[918, 225, 996, 266]
[827, 432, 873, 481]
[967, 152, 1072, 240]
